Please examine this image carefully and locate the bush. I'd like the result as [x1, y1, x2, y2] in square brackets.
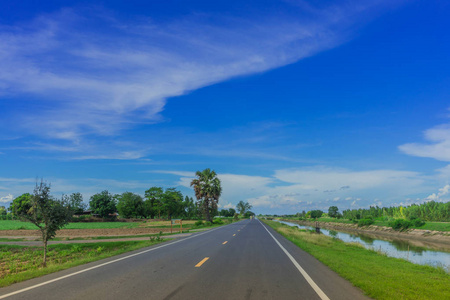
[357, 218, 374, 227]
[389, 219, 412, 230]
[204, 221, 212, 226]
[412, 218, 425, 227]
[194, 220, 203, 226]
[213, 218, 223, 225]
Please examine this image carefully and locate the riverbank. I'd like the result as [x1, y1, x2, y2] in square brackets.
[283, 219, 450, 251]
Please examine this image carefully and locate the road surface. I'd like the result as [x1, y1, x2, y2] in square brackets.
[0, 219, 370, 300]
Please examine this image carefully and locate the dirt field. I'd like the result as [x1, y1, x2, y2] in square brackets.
[0, 227, 178, 238]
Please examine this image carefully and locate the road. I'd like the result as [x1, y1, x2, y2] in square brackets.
[0, 219, 370, 300]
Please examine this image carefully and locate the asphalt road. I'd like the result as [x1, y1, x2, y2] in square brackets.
[0, 219, 370, 300]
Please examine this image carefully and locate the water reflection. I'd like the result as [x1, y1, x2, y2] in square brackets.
[328, 230, 338, 238]
[356, 234, 374, 245]
[277, 220, 450, 272]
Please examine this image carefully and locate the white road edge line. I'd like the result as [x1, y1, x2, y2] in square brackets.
[0, 224, 230, 299]
[258, 219, 330, 300]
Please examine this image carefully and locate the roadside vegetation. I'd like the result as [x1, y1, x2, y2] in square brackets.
[263, 219, 450, 300]
[269, 201, 450, 232]
[0, 240, 165, 287]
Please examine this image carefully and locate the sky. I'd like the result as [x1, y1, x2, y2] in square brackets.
[0, 0, 449, 215]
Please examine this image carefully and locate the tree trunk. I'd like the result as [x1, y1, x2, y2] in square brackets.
[43, 239, 47, 267]
[205, 200, 212, 223]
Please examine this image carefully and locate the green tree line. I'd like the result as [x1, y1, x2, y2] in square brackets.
[9, 187, 199, 220]
[341, 201, 450, 222]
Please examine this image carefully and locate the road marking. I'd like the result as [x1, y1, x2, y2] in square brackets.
[233, 234, 236, 236]
[238, 230, 240, 231]
[195, 257, 209, 267]
[258, 220, 330, 300]
[222, 241, 228, 245]
[0, 224, 230, 300]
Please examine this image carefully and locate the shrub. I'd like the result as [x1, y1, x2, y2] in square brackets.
[412, 218, 425, 227]
[213, 218, 223, 225]
[204, 221, 212, 226]
[194, 220, 203, 226]
[357, 218, 374, 227]
[389, 219, 412, 230]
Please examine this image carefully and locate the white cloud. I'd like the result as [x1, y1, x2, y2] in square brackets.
[0, 194, 13, 203]
[0, 3, 391, 140]
[273, 167, 422, 191]
[426, 184, 450, 201]
[72, 150, 148, 160]
[157, 165, 430, 213]
[399, 124, 450, 161]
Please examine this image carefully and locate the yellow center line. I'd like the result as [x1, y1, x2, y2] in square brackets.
[233, 234, 236, 236]
[195, 257, 209, 267]
[222, 241, 228, 245]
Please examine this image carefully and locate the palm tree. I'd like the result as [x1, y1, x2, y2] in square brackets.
[190, 168, 222, 222]
[236, 200, 252, 215]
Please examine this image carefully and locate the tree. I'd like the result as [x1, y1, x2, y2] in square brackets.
[227, 208, 236, 217]
[67, 192, 87, 215]
[162, 188, 183, 219]
[183, 196, 197, 219]
[219, 208, 236, 217]
[328, 206, 339, 218]
[9, 193, 32, 217]
[244, 211, 255, 218]
[144, 187, 164, 219]
[0, 206, 7, 216]
[236, 201, 252, 215]
[310, 210, 323, 219]
[116, 192, 144, 218]
[190, 168, 222, 223]
[10, 181, 71, 266]
[89, 190, 116, 219]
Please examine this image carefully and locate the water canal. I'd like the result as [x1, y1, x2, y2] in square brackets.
[276, 220, 450, 272]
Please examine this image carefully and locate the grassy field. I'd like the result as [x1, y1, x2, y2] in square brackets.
[263, 219, 449, 300]
[0, 240, 165, 287]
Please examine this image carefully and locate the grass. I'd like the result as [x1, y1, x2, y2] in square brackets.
[0, 238, 26, 242]
[0, 240, 165, 287]
[418, 222, 450, 232]
[263, 219, 450, 300]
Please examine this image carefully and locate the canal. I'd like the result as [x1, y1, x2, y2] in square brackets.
[277, 220, 450, 272]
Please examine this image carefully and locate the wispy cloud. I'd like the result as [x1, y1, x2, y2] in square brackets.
[0, 194, 13, 203]
[399, 124, 450, 162]
[72, 150, 148, 160]
[426, 184, 450, 202]
[154, 165, 431, 213]
[0, 2, 392, 141]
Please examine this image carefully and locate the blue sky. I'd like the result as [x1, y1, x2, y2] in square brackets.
[0, 0, 449, 214]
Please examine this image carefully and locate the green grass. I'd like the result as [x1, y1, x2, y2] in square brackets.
[0, 220, 39, 230]
[418, 222, 450, 232]
[0, 238, 26, 242]
[263, 219, 450, 300]
[0, 240, 165, 287]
